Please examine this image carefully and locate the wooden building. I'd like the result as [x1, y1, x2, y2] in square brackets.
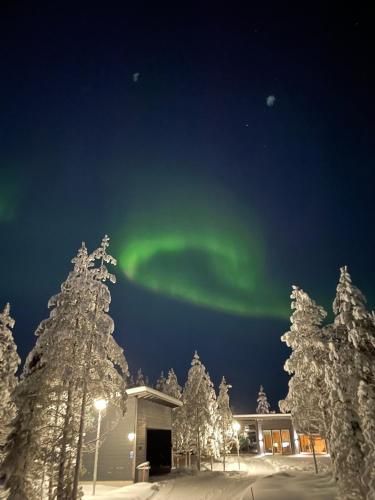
[83, 386, 182, 482]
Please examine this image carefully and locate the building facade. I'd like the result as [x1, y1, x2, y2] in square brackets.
[83, 386, 182, 482]
[234, 413, 328, 455]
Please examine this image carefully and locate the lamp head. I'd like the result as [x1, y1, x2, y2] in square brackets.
[94, 399, 108, 411]
[128, 432, 136, 442]
[232, 421, 241, 432]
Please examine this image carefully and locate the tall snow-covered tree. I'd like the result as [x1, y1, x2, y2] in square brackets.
[216, 377, 234, 471]
[326, 266, 375, 500]
[182, 352, 218, 470]
[0, 303, 20, 463]
[256, 385, 270, 414]
[155, 371, 167, 392]
[2, 236, 128, 500]
[163, 369, 184, 464]
[281, 286, 329, 440]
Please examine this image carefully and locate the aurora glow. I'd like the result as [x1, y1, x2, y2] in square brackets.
[117, 178, 287, 319]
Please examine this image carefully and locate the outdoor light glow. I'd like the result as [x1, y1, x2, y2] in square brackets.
[117, 178, 288, 319]
[94, 399, 107, 411]
[232, 421, 241, 432]
[128, 432, 136, 442]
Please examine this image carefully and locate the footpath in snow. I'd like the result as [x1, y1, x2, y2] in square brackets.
[82, 454, 337, 500]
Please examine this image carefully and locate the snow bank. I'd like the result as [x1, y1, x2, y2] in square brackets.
[82, 482, 159, 500]
[81, 455, 337, 499]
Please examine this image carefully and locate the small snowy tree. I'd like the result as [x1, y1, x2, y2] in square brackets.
[126, 371, 135, 388]
[182, 352, 218, 470]
[256, 385, 270, 414]
[216, 377, 234, 471]
[135, 368, 146, 386]
[155, 371, 167, 392]
[164, 369, 181, 399]
[0, 303, 20, 463]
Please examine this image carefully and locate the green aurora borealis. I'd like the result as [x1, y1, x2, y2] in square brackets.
[117, 177, 287, 319]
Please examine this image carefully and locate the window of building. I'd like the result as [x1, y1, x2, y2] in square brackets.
[262, 429, 292, 455]
[281, 429, 292, 454]
[272, 430, 282, 454]
[263, 430, 273, 453]
[299, 434, 327, 454]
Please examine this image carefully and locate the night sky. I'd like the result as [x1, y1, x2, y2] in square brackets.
[1, 3, 374, 412]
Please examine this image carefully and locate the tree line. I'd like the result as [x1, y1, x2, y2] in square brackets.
[281, 266, 375, 500]
[0, 236, 240, 499]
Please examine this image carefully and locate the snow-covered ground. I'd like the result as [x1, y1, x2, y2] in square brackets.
[82, 454, 337, 499]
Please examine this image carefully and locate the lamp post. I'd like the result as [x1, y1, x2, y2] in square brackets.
[92, 399, 108, 496]
[232, 421, 241, 471]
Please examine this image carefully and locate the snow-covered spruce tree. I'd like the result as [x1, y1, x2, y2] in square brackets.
[2, 236, 128, 500]
[0, 303, 20, 463]
[71, 236, 128, 499]
[155, 371, 167, 392]
[135, 368, 146, 386]
[126, 371, 135, 388]
[163, 369, 184, 464]
[281, 287, 329, 437]
[182, 352, 218, 470]
[256, 385, 270, 414]
[326, 266, 375, 500]
[164, 369, 182, 399]
[217, 377, 234, 471]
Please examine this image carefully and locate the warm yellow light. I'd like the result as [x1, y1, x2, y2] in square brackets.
[94, 399, 108, 411]
[128, 432, 136, 442]
[232, 421, 241, 432]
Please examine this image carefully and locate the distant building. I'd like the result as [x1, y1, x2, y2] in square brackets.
[83, 386, 182, 482]
[234, 413, 328, 455]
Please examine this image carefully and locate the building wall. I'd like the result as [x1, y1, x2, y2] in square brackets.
[236, 415, 298, 455]
[82, 396, 174, 482]
[257, 417, 297, 454]
[82, 397, 137, 481]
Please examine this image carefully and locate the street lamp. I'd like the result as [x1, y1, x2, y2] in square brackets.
[232, 421, 241, 471]
[128, 432, 136, 442]
[92, 399, 108, 496]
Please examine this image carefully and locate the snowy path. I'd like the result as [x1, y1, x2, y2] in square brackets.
[150, 470, 260, 500]
[82, 455, 337, 499]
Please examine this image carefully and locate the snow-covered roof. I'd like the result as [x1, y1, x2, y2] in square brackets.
[126, 386, 183, 408]
[234, 413, 292, 419]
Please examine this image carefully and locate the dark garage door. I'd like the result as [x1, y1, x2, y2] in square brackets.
[146, 429, 172, 475]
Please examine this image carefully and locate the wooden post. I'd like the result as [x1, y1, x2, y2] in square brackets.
[309, 434, 318, 474]
[222, 428, 226, 471]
